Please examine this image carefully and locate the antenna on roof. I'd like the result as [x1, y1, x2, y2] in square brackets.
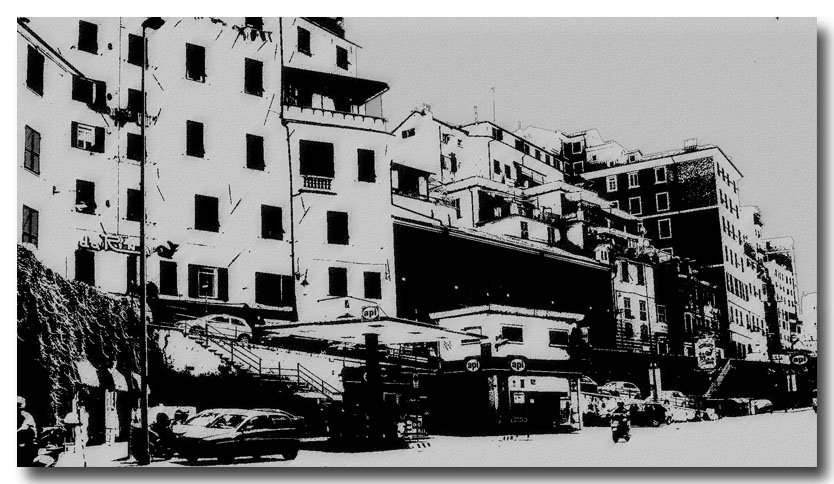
[491, 87, 496, 123]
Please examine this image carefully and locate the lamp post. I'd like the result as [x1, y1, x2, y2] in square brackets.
[138, 16, 165, 466]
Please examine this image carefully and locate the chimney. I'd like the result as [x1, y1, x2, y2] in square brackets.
[684, 138, 698, 151]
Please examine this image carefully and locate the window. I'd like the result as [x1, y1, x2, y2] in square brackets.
[547, 226, 556, 246]
[127, 34, 145, 67]
[75, 249, 95, 286]
[336, 46, 349, 70]
[328, 267, 348, 297]
[22, 205, 39, 246]
[126, 188, 142, 222]
[500, 326, 523, 343]
[78, 20, 98, 54]
[401, 128, 416, 139]
[186, 120, 205, 157]
[623, 297, 633, 318]
[639, 300, 648, 321]
[357, 149, 376, 182]
[658, 218, 672, 239]
[326, 211, 349, 245]
[449, 153, 458, 173]
[628, 197, 641, 215]
[640, 324, 649, 342]
[126, 88, 144, 119]
[244, 58, 264, 96]
[628, 172, 639, 188]
[75, 180, 96, 214]
[504, 164, 512, 179]
[255, 272, 295, 307]
[657, 305, 667, 324]
[452, 199, 462, 219]
[621, 261, 630, 283]
[515, 139, 526, 152]
[364, 272, 382, 299]
[572, 141, 582, 154]
[549, 330, 569, 347]
[245, 17, 264, 29]
[636, 264, 645, 285]
[246, 134, 265, 170]
[520, 221, 529, 240]
[71, 122, 105, 153]
[297, 27, 311, 55]
[656, 192, 669, 212]
[534, 149, 541, 160]
[188, 264, 228, 300]
[611, 201, 619, 210]
[493, 160, 501, 175]
[492, 127, 503, 141]
[126, 133, 142, 161]
[194, 194, 219, 232]
[126, 254, 138, 293]
[24, 126, 40, 174]
[185, 43, 206, 82]
[159, 260, 177, 296]
[72, 75, 107, 112]
[299, 140, 335, 178]
[26, 45, 44, 96]
[624, 322, 634, 339]
[261, 205, 283, 240]
[655, 166, 667, 183]
[606, 175, 617, 192]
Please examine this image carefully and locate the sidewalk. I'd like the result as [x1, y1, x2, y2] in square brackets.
[54, 442, 133, 467]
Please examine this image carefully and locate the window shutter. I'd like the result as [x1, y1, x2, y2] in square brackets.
[71, 122, 79, 148]
[188, 264, 198, 298]
[94, 126, 105, 153]
[217, 268, 229, 301]
[30, 208, 39, 242]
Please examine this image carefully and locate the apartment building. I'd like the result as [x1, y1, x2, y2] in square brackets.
[762, 237, 800, 353]
[18, 17, 393, 325]
[581, 142, 769, 360]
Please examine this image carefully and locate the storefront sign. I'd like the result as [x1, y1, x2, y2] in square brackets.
[695, 337, 717, 370]
[771, 354, 790, 365]
[790, 354, 808, 366]
[509, 357, 527, 373]
[464, 357, 481, 372]
[361, 305, 380, 321]
[512, 392, 525, 404]
[78, 233, 140, 255]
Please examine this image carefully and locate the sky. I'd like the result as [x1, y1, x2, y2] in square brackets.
[346, 17, 817, 302]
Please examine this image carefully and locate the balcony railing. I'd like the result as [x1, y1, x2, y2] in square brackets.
[302, 175, 333, 192]
[283, 104, 387, 131]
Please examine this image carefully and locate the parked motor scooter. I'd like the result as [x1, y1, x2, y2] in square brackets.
[610, 414, 630, 442]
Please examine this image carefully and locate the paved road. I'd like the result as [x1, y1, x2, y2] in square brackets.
[82, 409, 817, 467]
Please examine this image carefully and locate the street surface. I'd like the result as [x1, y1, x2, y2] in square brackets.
[73, 409, 816, 467]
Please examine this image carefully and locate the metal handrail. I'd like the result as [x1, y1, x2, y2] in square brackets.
[200, 324, 263, 375]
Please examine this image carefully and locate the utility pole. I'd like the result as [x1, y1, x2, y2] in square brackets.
[491, 87, 496, 123]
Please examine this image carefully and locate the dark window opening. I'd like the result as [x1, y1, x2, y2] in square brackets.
[126, 254, 138, 293]
[449, 153, 458, 173]
[127, 34, 145, 67]
[126, 188, 142, 222]
[333, 96, 352, 112]
[336, 46, 349, 70]
[297, 27, 311, 55]
[185, 43, 206, 82]
[328, 267, 348, 297]
[159, 260, 177, 296]
[299, 140, 334, 178]
[127, 88, 144, 120]
[246, 134, 265, 170]
[364, 272, 382, 299]
[75, 179, 96, 214]
[24, 126, 41, 174]
[520, 221, 529, 240]
[245, 17, 264, 30]
[547, 226, 556, 246]
[26, 45, 44, 95]
[501, 326, 523, 343]
[357, 149, 376, 182]
[549, 330, 569, 347]
[194, 194, 219, 232]
[401, 128, 416, 139]
[492, 127, 503, 141]
[71, 121, 105, 153]
[640, 324, 649, 342]
[621, 261, 630, 282]
[22, 205, 39, 247]
[186, 120, 205, 157]
[326, 211, 349, 245]
[624, 322, 634, 339]
[75, 249, 95, 286]
[493, 160, 501, 175]
[255, 272, 295, 307]
[126, 132, 142, 161]
[504, 164, 512, 179]
[261, 205, 283, 240]
[78, 20, 98, 54]
[636, 264, 645, 285]
[71, 75, 107, 112]
[244, 58, 263, 96]
[188, 264, 227, 300]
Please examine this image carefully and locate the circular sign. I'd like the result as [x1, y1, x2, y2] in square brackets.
[361, 306, 380, 321]
[790, 354, 808, 366]
[464, 357, 481, 372]
[509, 358, 527, 373]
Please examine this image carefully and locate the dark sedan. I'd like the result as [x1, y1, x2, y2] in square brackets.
[172, 408, 304, 463]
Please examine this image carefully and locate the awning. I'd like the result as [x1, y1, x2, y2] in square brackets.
[108, 368, 128, 392]
[283, 66, 389, 104]
[75, 360, 100, 388]
[263, 317, 484, 345]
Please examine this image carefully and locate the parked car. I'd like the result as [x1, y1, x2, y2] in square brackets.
[579, 376, 599, 394]
[627, 402, 668, 427]
[172, 408, 304, 463]
[599, 381, 642, 400]
[751, 399, 773, 414]
[658, 390, 689, 408]
[178, 314, 253, 343]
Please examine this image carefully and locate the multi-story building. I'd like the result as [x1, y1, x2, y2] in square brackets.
[762, 237, 800, 353]
[18, 17, 393, 325]
[798, 292, 817, 355]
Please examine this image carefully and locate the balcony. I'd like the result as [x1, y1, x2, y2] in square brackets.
[283, 104, 386, 131]
[301, 175, 334, 193]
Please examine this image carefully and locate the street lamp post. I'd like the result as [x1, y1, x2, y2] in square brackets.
[138, 16, 165, 466]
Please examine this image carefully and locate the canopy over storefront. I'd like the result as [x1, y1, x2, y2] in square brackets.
[262, 316, 484, 345]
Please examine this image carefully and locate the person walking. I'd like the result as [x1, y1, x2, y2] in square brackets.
[17, 397, 38, 467]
